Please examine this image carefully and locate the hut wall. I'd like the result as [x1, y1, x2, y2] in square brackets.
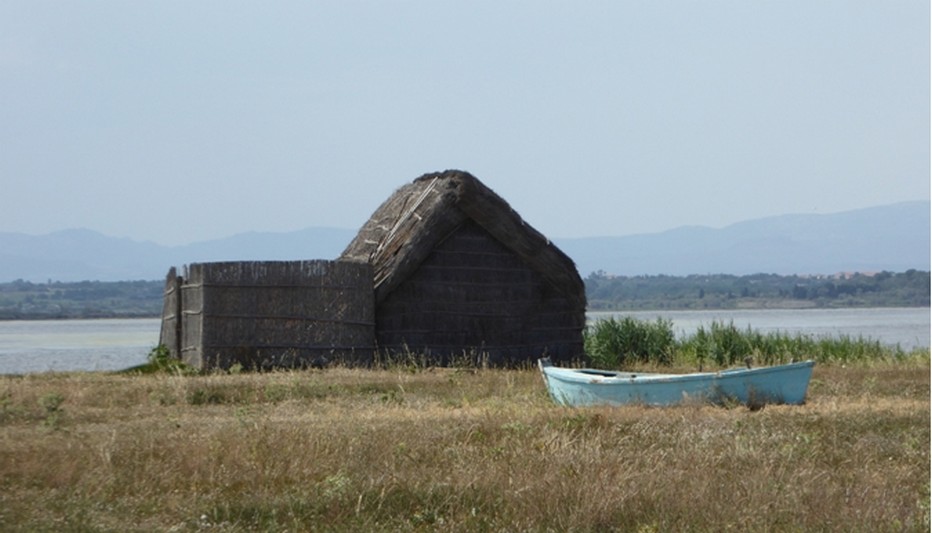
[158, 267, 182, 359]
[178, 260, 375, 370]
[375, 220, 585, 365]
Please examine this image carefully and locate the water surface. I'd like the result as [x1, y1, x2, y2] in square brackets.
[0, 318, 160, 374]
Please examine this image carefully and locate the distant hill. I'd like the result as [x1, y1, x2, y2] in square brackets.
[0, 201, 928, 282]
[557, 201, 930, 277]
[0, 227, 356, 282]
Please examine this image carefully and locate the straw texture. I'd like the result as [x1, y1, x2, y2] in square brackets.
[341, 170, 585, 365]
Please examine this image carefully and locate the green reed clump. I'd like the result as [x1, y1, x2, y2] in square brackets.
[586, 317, 925, 369]
[585, 316, 676, 368]
[691, 320, 753, 367]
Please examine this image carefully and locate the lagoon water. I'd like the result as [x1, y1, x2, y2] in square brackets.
[0, 308, 928, 375]
[0, 318, 161, 375]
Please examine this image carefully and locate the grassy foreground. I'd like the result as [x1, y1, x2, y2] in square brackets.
[1, 361, 929, 531]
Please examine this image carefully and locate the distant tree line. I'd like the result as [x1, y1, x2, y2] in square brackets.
[0, 270, 928, 319]
[585, 270, 931, 310]
[0, 279, 163, 319]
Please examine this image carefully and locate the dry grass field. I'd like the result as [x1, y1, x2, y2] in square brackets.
[0, 361, 928, 532]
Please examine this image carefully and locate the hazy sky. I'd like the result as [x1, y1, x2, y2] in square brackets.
[2, 1, 928, 246]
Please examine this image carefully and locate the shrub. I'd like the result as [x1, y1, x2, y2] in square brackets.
[38, 392, 65, 429]
[121, 345, 196, 375]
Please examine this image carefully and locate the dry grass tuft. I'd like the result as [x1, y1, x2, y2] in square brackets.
[0, 361, 928, 531]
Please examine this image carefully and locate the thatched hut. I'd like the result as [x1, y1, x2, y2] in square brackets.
[340, 170, 586, 365]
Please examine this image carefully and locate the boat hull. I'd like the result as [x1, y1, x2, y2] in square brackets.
[538, 359, 815, 407]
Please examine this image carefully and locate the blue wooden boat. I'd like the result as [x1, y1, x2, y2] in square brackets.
[538, 358, 815, 407]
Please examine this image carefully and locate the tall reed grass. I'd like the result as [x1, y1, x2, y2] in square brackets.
[584, 317, 675, 367]
[585, 317, 926, 369]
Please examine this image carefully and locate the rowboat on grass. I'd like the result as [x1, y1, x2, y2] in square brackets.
[538, 358, 815, 408]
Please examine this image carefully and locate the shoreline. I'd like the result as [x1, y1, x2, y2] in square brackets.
[3, 303, 930, 322]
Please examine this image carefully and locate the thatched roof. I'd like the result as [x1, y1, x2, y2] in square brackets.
[340, 170, 585, 307]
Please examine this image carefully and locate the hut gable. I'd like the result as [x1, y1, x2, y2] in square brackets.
[341, 170, 586, 364]
[341, 170, 585, 307]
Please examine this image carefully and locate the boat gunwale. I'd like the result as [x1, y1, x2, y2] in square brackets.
[541, 360, 815, 386]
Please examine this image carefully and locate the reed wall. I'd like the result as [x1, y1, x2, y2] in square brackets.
[170, 261, 374, 370]
[158, 267, 182, 358]
[375, 220, 585, 365]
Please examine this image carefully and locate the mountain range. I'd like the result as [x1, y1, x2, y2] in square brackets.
[1, 201, 928, 282]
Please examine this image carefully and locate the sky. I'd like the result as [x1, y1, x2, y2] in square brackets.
[1, 1, 928, 246]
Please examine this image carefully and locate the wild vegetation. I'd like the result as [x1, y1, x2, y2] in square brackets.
[583, 316, 924, 370]
[0, 355, 927, 531]
[586, 270, 931, 310]
[1, 270, 929, 319]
